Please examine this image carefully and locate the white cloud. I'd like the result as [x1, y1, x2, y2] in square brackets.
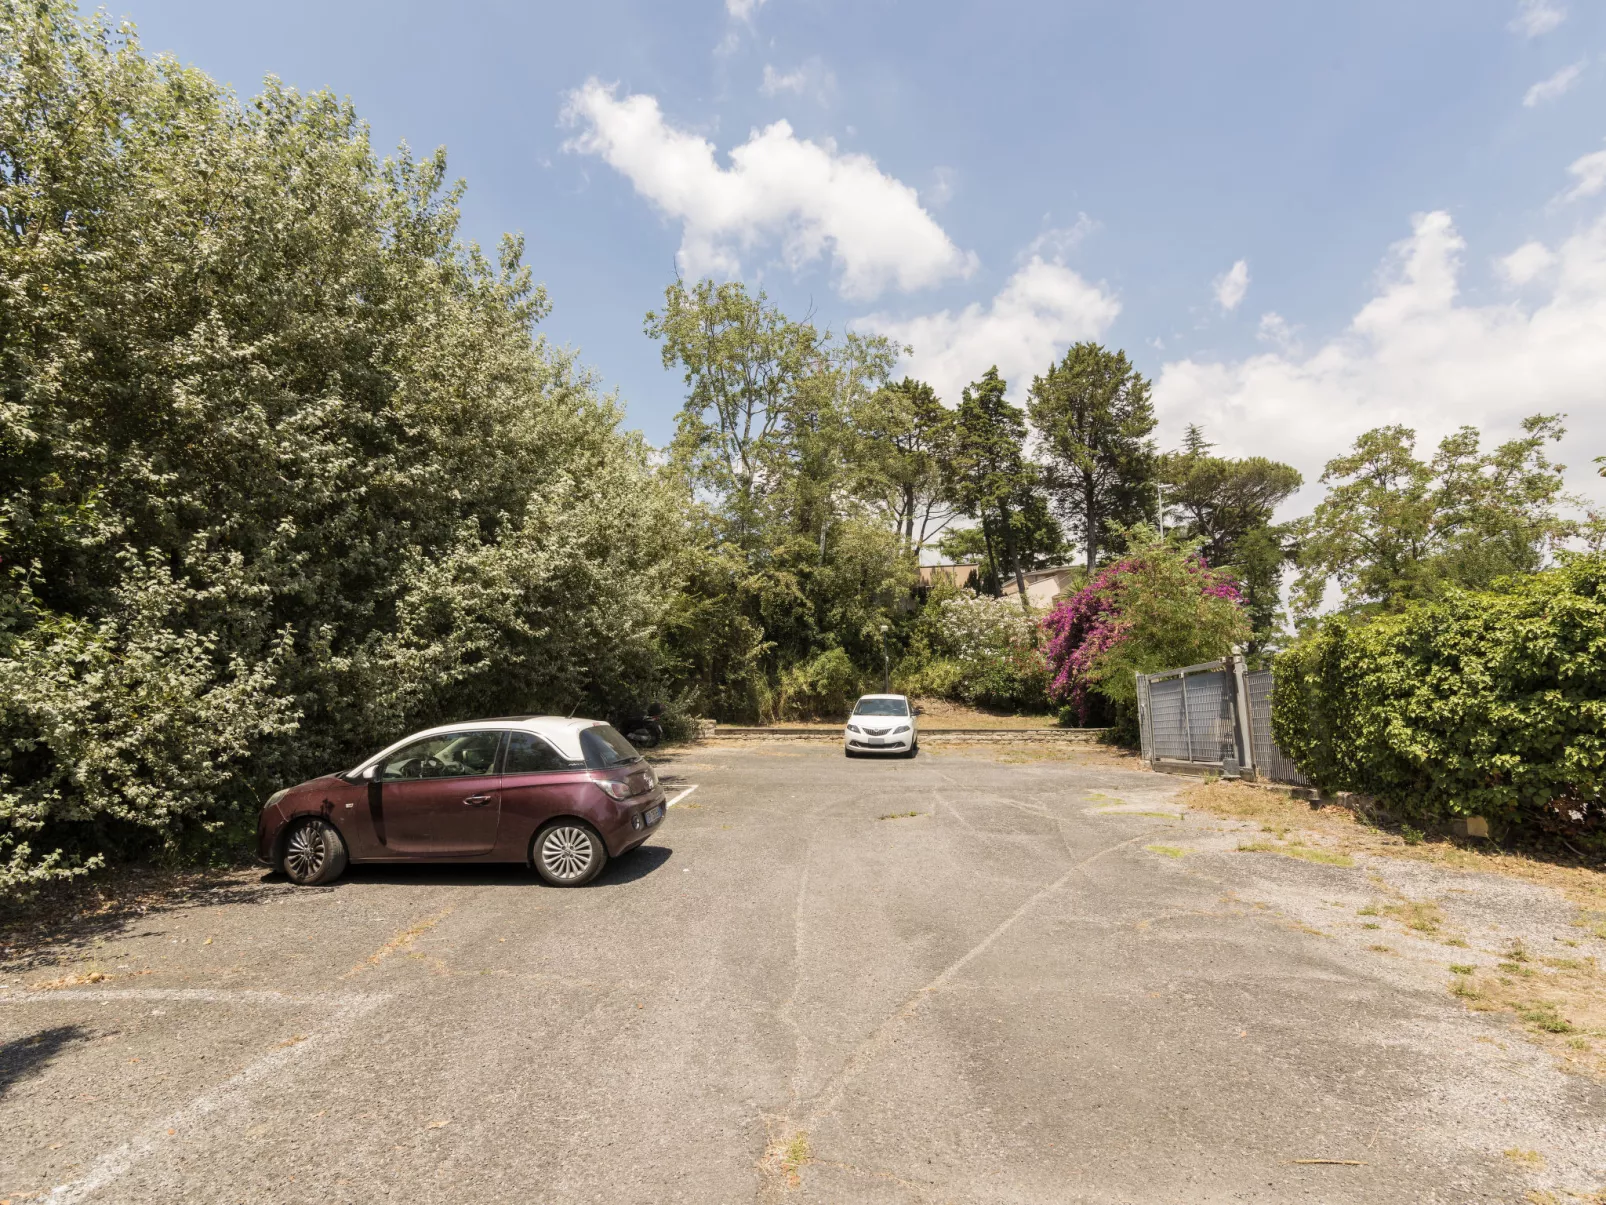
[926, 166, 956, 208]
[1499, 240, 1558, 284]
[1153, 209, 1606, 516]
[1510, 0, 1565, 37]
[1523, 61, 1584, 107]
[760, 59, 835, 103]
[727, 0, 766, 19]
[1256, 311, 1299, 352]
[561, 80, 977, 300]
[856, 257, 1121, 406]
[761, 64, 807, 95]
[1025, 214, 1098, 260]
[1562, 144, 1606, 203]
[1214, 259, 1250, 311]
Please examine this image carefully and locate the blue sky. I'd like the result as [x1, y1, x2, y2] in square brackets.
[121, 0, 1606, 510]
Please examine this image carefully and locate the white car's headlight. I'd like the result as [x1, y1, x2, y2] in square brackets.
[892, 725, 910, 734]
[846, 724, 862, 734]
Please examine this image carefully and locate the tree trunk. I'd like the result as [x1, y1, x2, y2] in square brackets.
[979, 512, 1000, 596]
[903, 483, 915, 548]
[1083, 475, 1098, 573]
[999, 502, 1030, 611]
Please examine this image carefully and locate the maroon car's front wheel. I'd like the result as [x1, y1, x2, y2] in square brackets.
[532, 822, 607, 887]
[282, 818, 348, 886]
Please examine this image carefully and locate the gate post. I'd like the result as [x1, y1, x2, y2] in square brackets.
[1231, 651, 1255, 779]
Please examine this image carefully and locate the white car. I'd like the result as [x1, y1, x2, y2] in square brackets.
[843, 694, 920, 757]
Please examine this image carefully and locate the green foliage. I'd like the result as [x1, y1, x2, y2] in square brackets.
[1027, 342, 1158, 571]
[646, 277, 914, 719]
[0, 3, 685, 891]
[947, 367, 1056, 599]
[904, 592, 1048, 710]
[1272, 555, 1606, 835]
[854, 377, 956, 553]
[777, 647, 863, 719]
[1047, 526, 1246, 716]
[1160, 424, 1300, 656]
[1293, 416, 1577, 621]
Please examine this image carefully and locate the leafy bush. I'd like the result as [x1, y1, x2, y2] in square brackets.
[1043, 528, 1249, 728]
[776, 647, 863, 719]
[1272, 554, 1606, 837]
[0, 5, 685, 892]
[913, 592, 1048, 710]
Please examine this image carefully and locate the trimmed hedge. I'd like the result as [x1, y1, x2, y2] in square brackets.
[1272, 555, 1606, 834]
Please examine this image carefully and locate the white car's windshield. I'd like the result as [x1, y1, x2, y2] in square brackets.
[853, 697, 909, 717]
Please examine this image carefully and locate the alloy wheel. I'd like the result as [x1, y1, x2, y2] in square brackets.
[285, 823, 327, 881]
[540, 826, 595, 881]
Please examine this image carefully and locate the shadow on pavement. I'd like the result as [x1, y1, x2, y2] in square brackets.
[0, 1024, 88, 1099]
[316, 842, 674, 890]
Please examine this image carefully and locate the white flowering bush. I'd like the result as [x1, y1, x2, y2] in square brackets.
[901, 592, 1047, 710]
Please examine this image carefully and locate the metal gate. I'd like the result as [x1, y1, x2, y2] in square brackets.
[1136, 656, 1309, 786]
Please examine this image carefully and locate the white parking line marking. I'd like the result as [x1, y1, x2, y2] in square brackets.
[0, 987, 370, 1007]
[667, 784, 699, 808]
[11, 988, 387, 1205]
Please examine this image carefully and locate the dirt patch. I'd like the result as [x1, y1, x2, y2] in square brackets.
[1181, 778, 1606, 1079]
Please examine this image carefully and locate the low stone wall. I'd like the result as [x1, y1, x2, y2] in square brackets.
[702, 726, 1107, 744]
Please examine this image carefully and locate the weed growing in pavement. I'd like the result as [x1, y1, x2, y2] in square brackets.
[1503, 1149, 1545, 1167]
[1450, 964, 1475, 975]
[1236, 842, 1355, 868]
[878, 812, 923, 821]
[1400, 825, 1425, 845]
[1144, 845, 1188, 859]
[1382, 899, 1444, 934]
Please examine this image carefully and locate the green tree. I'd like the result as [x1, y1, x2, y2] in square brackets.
[1027, 342, 1158, 572]
[1160, 423, 1301, 654]
[645, 278, 910, 719]
[0, 2, 687, 892]
[855, 377, 955, 552]
[1293, 415, 1576, 620]
[946, 367, 1044, 604]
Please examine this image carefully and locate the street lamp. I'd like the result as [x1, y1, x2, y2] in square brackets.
[1157, 481, 1167, 539]
[879, 624, 890, 693]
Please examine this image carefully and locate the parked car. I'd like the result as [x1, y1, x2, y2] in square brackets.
[257, 717, 666, 887]
[843, 694, 920, 757]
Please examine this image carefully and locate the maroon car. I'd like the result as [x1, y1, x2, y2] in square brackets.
[256, 718, 666, 887]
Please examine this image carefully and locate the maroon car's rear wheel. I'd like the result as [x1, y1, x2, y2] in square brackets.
[532, 821, 607, 887]
[282, 818, 348, 886]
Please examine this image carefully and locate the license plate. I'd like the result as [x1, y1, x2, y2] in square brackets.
[643, 805, 664, 826]
[868, 738, 887, 746]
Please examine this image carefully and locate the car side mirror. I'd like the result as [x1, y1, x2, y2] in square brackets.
[360, 764, 378, 781]
[914, 706, 924, 716]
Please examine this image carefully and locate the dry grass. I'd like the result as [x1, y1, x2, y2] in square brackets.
[761, 1131, 812, 1190]
[1182, 780, 1606, 1080]
[1236, 841, 1355, 868]
[1382, 899, 1446, 934]
[1448, 948, 1605, 1077]
[1145, 844, 1189, 859]
[1180, 781, 1606, 915]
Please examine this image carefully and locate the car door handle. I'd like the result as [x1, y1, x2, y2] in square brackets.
[462, 794, 493, 807]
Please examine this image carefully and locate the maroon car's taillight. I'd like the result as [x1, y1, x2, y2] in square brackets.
[596, 779, 632, 801]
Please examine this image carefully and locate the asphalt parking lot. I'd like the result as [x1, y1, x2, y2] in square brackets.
[2, 743, 1602, 1203]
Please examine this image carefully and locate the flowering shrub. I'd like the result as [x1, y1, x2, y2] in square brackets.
[1043, 533, 1248, 724]
[910, 593, 1048, 710]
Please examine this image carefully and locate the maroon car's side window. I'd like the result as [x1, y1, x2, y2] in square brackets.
[504, 732, 571, 774]
[378, 732, 502, 780]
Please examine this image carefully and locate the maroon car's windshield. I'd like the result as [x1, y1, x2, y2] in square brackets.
[580, 724, 642, 769]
